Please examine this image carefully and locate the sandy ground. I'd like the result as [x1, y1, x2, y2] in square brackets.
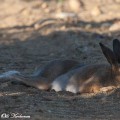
[0, 0, 120, 119]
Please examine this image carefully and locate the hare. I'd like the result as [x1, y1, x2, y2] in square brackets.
[1, 39, 120, 94]
[51, 39, 120, 93]
[0, 60, 83, 90]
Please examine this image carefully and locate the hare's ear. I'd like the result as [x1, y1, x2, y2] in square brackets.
[99, 43, 118, 68]
[113, 39, 120, 63]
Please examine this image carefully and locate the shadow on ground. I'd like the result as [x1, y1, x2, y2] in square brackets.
[0, 19, 120, 119]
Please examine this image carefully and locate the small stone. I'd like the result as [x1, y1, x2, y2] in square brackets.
[60, 26, 66, 30]
[41, 3, 48, 9]
[91, 6, 101, 16]
[68, 0, 81, 12]
[85, 24, 92, 29]
[109, 21, 120, 31]
[21, 9, 31, 16]
[34, 24, 40, 29]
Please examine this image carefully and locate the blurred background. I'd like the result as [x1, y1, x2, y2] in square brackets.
[0, 0, 120, 71]
[1, 0, 120, 28]
[0, 0, 120, 119]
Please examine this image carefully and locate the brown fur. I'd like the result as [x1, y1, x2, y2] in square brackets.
[52, 39, 120, 93]
[2, 39, 120, 94]
[10, 60, 81, 90]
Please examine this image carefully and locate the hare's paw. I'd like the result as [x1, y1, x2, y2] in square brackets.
[51, 81, 63, 92]
[100, 86, 116, 93]
[66, 84, 78, 93]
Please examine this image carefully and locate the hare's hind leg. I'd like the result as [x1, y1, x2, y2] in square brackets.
[100, 86, 116, 93]
[78, 81, 101, 94]
[66, 84, 78, 93]
[10, 74, 51, 90]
